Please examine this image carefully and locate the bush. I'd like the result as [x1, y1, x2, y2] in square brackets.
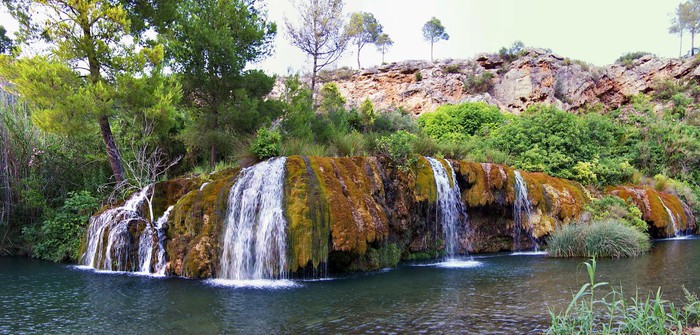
[414, 71, 422, 82]
[379, 130, 417, 171]
[24, 191, 99, 262]
[280, 137, 332, 157]
[333, 131, 367, 157]
[616, 51, 652, 68]
[418, 102, 504, 141]
[463, 71, 494, 94]
[250, 127, 281, 160]
[584, 196, 647, 232]
[547, 220, 650, 258]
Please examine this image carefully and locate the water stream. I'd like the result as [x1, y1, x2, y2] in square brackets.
[659, 196, 682, 237]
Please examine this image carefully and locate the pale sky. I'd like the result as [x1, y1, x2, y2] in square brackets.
[0, 0, 685, 75]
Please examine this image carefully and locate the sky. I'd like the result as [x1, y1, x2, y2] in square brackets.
[0, 0, 686, 75]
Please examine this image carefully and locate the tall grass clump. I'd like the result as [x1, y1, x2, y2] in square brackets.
[547, 220, 650, 258]
[548, 259, 700, 334]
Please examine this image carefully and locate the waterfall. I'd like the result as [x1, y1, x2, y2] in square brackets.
[658, 196, 682, 237]
[513, 171, 537, 251]
[426, 157, 468, 258]
[137, 205, 173, 274]
[81, 185, 152, 271]
[220, 157, 288, 280]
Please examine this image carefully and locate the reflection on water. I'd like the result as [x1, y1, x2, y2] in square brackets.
[2, 237, 699, 334]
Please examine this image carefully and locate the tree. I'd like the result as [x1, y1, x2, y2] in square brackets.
[170, 0, 277, 168]
[345, 12, 382, 69]
[2, 0, 153, 184]
[0, 26, 12, 54]
[286, 0, 348, 100]
[422, 17, 449, 61]
[670, 3, 688, 58]
[375, 33, 393, 64]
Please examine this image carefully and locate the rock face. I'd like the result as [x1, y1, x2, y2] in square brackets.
[273, 49, 700, 115]
[81, 157, 695, 279]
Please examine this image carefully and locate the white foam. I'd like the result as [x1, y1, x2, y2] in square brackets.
[206, 278, 300, 289]
[70, 265, 167, 278]
[434, 259, 482, 268]
[510, 251, 548, 256]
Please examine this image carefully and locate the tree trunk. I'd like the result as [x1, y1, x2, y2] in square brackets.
[430, 40, 434, 61]
[680, 31, 683, 58]
[209, 144, 217, 170]
[692, 31, 696, 56]
[98, 115, 125, 184]
[357, 44, 361, 69]
[311, 56, 318, 109]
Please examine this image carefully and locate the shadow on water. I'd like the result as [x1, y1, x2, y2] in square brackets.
[2, 236, 700, 334]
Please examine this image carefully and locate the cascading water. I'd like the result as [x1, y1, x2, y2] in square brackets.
[137, 205, 173, 274]
[426, 157, 469, 259]
[81, 186, 152, 271]
[513, 171, 537, 251]
[219, 157, 288, 280]
[659, 196, 682, 237]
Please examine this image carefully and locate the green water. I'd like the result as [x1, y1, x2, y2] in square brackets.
[2, 238, 700, 334]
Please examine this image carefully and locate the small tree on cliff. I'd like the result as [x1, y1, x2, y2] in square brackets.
[375, 33, 393, 64]
[345, 11, 383, 69]
[422, 17, 449, 61]
[286, 0, 348, 101]
[0, 26, 13, 55]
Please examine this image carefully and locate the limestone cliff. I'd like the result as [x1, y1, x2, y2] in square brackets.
[271, 49, 700, 115]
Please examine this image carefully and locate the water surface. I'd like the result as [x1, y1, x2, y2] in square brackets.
[2, 237, 699, 334]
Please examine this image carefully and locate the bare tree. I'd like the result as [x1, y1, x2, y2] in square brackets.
[285, 0, 348, 100]
[112, 122, 181, 225]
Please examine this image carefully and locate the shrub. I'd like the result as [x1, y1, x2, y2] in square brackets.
[359, 98, 377, 129]
[443, 64, 460, 74]
[547, 220, 650, 258]
[280, 137, 332, 157]
[373, 109, 419, 134]
[616, 51, 651, 68]
[317, 82, 346, 115]
[379, 130, 417, 171]
[24, 191, 99, 262]
[418, 102, 504, 141]
[414, 71, 422, 82]
[498, 40, 525, 62]
[333, 131, 366, 157]
[250, 127, 281, 160]
[463, 71, 494, 94]
[584, 196, 647, 232]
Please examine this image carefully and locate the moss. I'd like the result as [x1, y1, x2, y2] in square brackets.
[284, 156, 331, 273]
[607, 186, 693, 237]
[414, 156, 437, 203]
[456, 162, 514, 207]
[165, 168, 238, 278]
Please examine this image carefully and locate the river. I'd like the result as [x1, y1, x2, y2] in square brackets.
[2, 237, 699, 334]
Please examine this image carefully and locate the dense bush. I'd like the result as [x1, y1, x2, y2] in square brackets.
[547, 220, 650, 258]
[583, 196, 647, 232]
[23, 191, 99, 262]
[250, 127, 281, 160]
[418, 102, 504, 141]
[462, 71, 494, 94]
[615, 51, 652, 68]
[379, 130, 417, 171]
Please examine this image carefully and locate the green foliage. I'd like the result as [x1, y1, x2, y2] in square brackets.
[547, 220, 650, 258]
[548, 259, 699, 334]
[418, 102, 504, 142]
[615, 51, 652, 68]
[318, 82, 346, 115]
[24, 191, 99, 262]
[345, 11, 383, 68]
[359, 98, 377, 129]
[652, 79, 683, 100]
[375, 33, 393, 63]
[463, 71, 494, 94]
[250, 127, 281, 160]
[414, 71, 423, 82]
[0, 25, 14, 55]
[422, 16, 448, 60]
[584, 196, 647, 232]
[498, 40, 525, 61]
[379, 131, 417, 171]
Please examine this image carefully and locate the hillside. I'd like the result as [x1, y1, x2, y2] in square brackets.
[274, 48, 700, 115]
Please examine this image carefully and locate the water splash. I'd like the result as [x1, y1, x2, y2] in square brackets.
[81, 186, 152, 271]
[513, 171, 537, 251]
[426, 157, 469, 258]
[658, 196, 682, 237]
[220, 157, 288, 280]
